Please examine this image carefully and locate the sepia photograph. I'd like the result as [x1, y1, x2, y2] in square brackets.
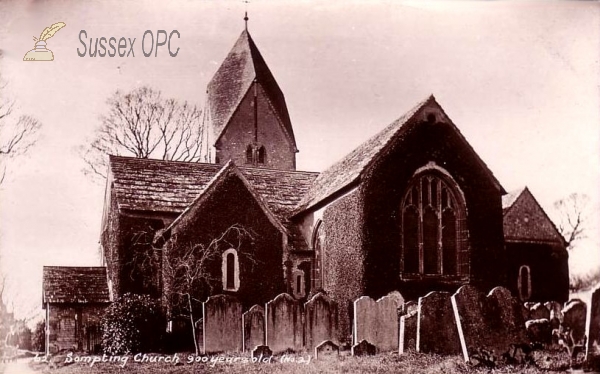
[0, 1, 599, 373]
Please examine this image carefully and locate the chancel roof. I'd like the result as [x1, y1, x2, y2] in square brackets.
[294, 95, 505, 214]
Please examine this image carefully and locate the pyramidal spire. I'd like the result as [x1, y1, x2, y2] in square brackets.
[205, 20, 298, 170]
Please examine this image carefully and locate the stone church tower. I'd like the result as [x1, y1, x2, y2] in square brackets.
[205, 20, 298, 170]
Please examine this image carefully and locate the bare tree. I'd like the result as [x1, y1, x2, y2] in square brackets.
[159, 224, 253, 355]
[0, 254, 13, 349]
[80, 86, 205, 180]
[553, 193, 590, 249]
[0, 76, 42, 184]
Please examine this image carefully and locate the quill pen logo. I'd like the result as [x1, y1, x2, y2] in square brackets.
[23, 22, 66, 61]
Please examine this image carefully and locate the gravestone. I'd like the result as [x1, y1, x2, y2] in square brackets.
[265, 293, 303, 353]
[451, 285, 527, 362]
[304, 293, 338, 350]
[252, 345, 273, 360]
[243, 305, 265, 352]
[530, 303, 550, 320]
[586, 287, 600, 371]
[486, 287, 528, 351]
[524, 302, 536, 310]
[545, 301, 563, 320]
[351, 339, 376, 356]
[202, 294, 242, 353]
[353, 291, 404, 352]
[400, 300, 418, 316]
[399, 308, 418, 353]
[563, 299, 587, 344]
[545, 301, 563, 329]
[315, 340, 339, 360]
[526, 318, 552, 345]
[418, 291, 461, 355]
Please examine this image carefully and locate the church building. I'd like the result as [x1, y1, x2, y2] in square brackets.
[89, 22, 569, 343]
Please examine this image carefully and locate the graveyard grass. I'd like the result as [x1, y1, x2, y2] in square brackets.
[29, 350, 570, 374]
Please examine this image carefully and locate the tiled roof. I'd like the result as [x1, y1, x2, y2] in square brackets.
[295, 95, 504, 213]
[502, 187, 526, 211]
[502, 187, 566, 245]
[43, 267, 110, 305]
[207, 30, 296, 149]
[164, 161, 288, 236]
[294, 96, 430, 212]
[109, 156, 318, 220]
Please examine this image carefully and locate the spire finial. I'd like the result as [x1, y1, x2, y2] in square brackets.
[243, 1, 249, 31]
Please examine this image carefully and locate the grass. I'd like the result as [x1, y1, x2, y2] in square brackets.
[27, 350, 572, 374]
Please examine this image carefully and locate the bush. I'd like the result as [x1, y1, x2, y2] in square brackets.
[32, 321, 45, 352]
[101, 293, 165, 355]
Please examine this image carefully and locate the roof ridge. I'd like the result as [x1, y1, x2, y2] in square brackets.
[292, 95, 434, 214]
[239, 165, 319, 175]
[501, 186, 527, 214]
[292, 94, 504, 215]
[109, 154, 319, 175]
[161, 160, 287, 238]
[109, 155, 218, 167]
[163, 160, 237, 232]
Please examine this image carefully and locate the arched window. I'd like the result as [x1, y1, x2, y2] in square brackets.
[221, 248, 240, 291]
[401, 170, 467, 277]
[312, 221, 326, 291]
[258, 146, 266, 164]
[518, 265, 532, 301]
[245, 145, 253, 164]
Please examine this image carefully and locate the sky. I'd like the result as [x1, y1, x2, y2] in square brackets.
[0, 0, 598, 320]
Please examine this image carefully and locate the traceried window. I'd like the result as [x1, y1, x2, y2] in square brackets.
[222, 248, 240, 291]
[401, 171, 467, 277]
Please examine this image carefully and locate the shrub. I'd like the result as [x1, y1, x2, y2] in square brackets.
[32, 321, 45, 352]
[101, 293, 165, 355]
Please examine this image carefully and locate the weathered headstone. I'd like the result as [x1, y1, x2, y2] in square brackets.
[399, 308, 418, 353]
[400, 300, 418, 316]
[353, 291, 404, 352]
[450, 285, 487, 361]
[418, 291, 461, 355]
[530, 303, 550, 320]
[243, 305, 265, 352]
[524, 302, 536, 310]
[265, 293, 303, 353]
[545, 301, 563, 320]
[304, 293, 338, 350]
[351, 339, 376, 356]
[202, 294, 242, 353]
[451, 285, 527, 362]
[545, 301, 563, 329]
[585, 287, 600, 371]
[315, 340, 339, 360]
[486, 287, 528, 350]
[526, 318, 552, 345]
[252, 345, 273, 360]
[563, 299, 587, 344]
